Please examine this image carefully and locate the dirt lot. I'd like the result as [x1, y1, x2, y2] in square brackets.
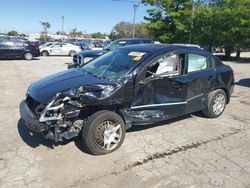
[0, 56, 250, 188]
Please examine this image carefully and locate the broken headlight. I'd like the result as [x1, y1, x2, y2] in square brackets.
[63, 87, 85, 98]
[63, 88, 79, 98]
[100, 85, 116, 99]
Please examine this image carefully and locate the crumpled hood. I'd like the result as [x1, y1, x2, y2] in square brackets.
[28, 68, 112, 104]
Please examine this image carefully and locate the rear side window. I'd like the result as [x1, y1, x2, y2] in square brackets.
[187, 53, 210, 73]
[0, 42, 13, 48]
[142, 40, 153, 44]
[14, 42, 24, 47]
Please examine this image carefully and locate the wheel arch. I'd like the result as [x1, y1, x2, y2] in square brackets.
[78, 106, 132, 130]
[41, 50, 49, 55]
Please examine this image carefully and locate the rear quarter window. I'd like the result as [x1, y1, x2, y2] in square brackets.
[213, 56, 224, 67]
[187, 53, 212, 73]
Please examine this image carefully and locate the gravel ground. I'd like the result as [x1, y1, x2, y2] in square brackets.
[0, 56, 250, 188]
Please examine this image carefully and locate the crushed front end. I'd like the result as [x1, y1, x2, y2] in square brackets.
[19, 83, 122, 142]
[20, 93, 84, 142]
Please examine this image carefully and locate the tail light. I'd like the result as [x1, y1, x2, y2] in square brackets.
[33, 45, 40, 52]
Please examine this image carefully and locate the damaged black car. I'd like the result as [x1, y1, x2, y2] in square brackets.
[19, 44, 234, 155]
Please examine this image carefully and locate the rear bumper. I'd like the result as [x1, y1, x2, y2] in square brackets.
[19, 100, 47, 132]
[33, 51, 40, 57]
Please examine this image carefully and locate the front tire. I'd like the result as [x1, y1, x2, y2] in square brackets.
[202, 89, 227, 118]
[69, 51, 76, 57]
[82, 110, 126, 155]
[24, 52, 33, 60]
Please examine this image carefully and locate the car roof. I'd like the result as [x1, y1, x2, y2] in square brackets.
[116, 38, 153, 41]
[120, 44, 209, 55]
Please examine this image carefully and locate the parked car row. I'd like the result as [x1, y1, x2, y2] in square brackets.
[0, 38, 156, 60]
[0, 40, 85, 60]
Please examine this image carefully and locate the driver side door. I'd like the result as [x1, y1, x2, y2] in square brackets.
[130, 51, 190, 124]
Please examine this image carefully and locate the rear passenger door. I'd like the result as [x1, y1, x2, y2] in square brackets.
[13, 42, 25, 58]
[60, 43, 70, 55]
[0, 42, 16, 58]
[0, 43, 8, 58]
[185, 52, 215, 113]
[49, 44, 62, 55]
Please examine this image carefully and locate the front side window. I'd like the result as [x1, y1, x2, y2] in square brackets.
[188, 53, 208, 73]
[0, 43, 6, 49]
[147, 53, 185, 77]
[81, 49, 146, 82]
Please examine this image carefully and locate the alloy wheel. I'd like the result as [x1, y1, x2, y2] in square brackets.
[212, 93, 226, 115]
[94, 120, 122, 151]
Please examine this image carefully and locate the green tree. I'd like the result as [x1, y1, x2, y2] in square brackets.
[91, 32, 103, 38]
[193, 0, 250, 57]
[69, 27, 83, 38]
[40, 21, 51, 41]
[143, 0, 250, 58]
[7, 30, 18, 36]
[110, 21, 150, 39]
[142, 0, 193, 43]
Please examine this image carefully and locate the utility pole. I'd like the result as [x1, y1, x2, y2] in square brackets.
[132, 3, 139, 38]
[189, 0, 195, 44]
[61, 16, 64, 35]
[111, 0, 140, 38]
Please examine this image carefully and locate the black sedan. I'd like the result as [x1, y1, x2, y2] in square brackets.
[19, 44, 234, 155]
[0, 41, 40, 60]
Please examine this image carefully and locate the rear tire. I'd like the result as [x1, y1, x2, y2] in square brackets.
[82, 110, 126, 155]
[41, 51, 49, 56]
[24, 52, 33, 60]
[202, 89, 227, 118]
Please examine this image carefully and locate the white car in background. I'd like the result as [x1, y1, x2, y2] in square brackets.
[40, 42, 82, 57]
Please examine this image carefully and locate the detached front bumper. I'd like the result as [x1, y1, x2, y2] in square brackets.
[19, 100, 47, 133]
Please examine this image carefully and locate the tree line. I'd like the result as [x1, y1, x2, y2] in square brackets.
[142, 0, 250, 58]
